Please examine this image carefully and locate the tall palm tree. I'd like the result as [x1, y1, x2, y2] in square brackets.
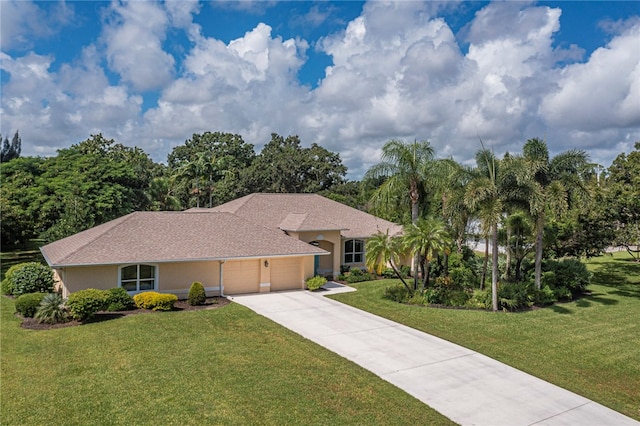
[174, 153, 209, 208]
[465, 148, 503, 311]
[403, 217, 452, 291]
[365, 230, 413, 294]
[520, 138, 590, 289]
[365, 139, 435, 289]
[366, 139, 435, 224]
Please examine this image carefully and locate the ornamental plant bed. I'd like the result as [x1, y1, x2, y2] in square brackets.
[17, 296, 230, 330]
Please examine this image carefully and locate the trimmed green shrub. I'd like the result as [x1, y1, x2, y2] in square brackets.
[1, 277, 14, 295]
[133, 292, 178, 311]
[383, 284, 410, 303]
[336, 273, 348, 281]
[11, 263, 55, 296]
[188, 282, 206, 306]
[105, 287, 135, 311]
[35, 293, 69, 324]
[306, 275, 327, 291]
[67, 289, 108, 321]
[346, 268, 374, 283]
[15, 292, 47, 318]
[541, 259, 591, 299]
[1, 263, 24, 295]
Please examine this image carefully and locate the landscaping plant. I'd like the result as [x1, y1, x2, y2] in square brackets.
[305, 275, 327, 291]
[34, 293, 69, 324]
[105, 287, 135, 311]
[14, 292, 47, 318]
[133, 291, 178, 311]
[10, 262, 55, 296]
[188, 281, 206, 306]
[66, 288, 108, 321]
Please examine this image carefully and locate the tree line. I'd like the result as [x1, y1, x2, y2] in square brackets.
[1, 131, 638, 282]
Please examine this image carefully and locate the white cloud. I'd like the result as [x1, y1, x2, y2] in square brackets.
[101, 0, 175, 92]
[541, 21, 640, 133]
[0, 47, 141, 156]
[0, 0, 74, 51]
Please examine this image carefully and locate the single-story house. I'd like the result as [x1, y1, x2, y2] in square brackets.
[41, 193, 402, 298]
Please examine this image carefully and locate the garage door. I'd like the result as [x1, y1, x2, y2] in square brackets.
[223, 260, 260, 295]
[270, 257, 302, 291]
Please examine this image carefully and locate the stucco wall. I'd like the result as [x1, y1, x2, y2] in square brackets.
[60, 265, 118, 297]
[159, 261, 220, 297]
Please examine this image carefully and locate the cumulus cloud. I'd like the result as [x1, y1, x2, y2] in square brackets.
[0, 47, 141, 155]
[101, 1, 175, 92]
[0, 0, 74, 50]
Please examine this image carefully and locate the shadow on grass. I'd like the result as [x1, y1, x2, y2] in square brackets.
[590, 258, 640, 299]
[550, 305, 573, 314]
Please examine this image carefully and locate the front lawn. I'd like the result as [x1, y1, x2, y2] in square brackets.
[329, 252, 640, 420]
[0, 297, 453, 425]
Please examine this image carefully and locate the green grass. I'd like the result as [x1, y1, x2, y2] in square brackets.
[329, 252, 640, 420]
[0, 297, 453, 425]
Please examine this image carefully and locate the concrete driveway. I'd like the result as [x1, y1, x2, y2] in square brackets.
[231, 286, 638, 426]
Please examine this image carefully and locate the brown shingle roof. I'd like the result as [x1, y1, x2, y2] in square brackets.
[41, 211, 326, 267]
[212, 193, 402, 238]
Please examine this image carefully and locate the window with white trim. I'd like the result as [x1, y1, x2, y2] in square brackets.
[120, 264, 157, 292]
[344, 239, 364, 264]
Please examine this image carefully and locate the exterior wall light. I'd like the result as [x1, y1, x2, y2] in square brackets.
[264, 260, 269, 267]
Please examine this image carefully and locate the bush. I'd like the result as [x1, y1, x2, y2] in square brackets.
[541, 259, 591, 299]
[105, 287, 135, 311]
[336, 273, 347, 281]
[67, 289, 108, 321]
[1, 263, 24, 295]
[11, 263, 55, 296]
[381, 267, 409, 279]
[383, 284, 411, 303]
[345, 268, 374, 283]
[306, 276, 327, 291]
[449, 266, 477, 289]
[15, 292, 47, 318]
[534, 285, 557, 306]
[498, 281, 534, 311]
[133, 292, 177, 311]
[465, 289, 491, 309]
[187, 282, 207, 306]
[35, 293, 69, 324]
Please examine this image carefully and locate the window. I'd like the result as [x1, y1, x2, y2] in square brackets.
[344, 239, 364, 264]
[120, 264, 157, 292]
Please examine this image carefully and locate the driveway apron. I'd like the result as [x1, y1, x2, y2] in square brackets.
[231, 288, 638, 426]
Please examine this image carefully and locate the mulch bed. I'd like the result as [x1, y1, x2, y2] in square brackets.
[18, 297, 230, 331]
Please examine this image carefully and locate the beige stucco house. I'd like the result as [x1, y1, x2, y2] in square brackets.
[41, 193, 402, 298]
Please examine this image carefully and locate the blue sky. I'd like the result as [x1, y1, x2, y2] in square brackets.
[1, 1, 639, 178]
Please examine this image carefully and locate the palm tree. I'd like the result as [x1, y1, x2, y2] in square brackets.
[365, 230, 413, 294]
[147, 177, 182, 211]
[464, 148, 503, 311]
[174, 153, 209, 208]
[520, 138, 590, 289]
[365, 139, 435, 289]
[403, 217, 452, 291]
